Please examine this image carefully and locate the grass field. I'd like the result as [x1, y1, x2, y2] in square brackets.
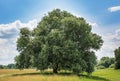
[0, 68, 120, 81]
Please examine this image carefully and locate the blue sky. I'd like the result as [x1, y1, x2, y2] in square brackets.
[0, 0, 120, 65]
[0, 0, 120, 25]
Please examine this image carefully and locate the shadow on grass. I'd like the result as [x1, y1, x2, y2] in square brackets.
[11, 72, 110, 81]
[78, 74, 110, 81]
[12, 72, 73, 76]
[12, 72, 53, 76]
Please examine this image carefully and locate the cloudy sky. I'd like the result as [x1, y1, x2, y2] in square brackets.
[0, 0, 120, 65]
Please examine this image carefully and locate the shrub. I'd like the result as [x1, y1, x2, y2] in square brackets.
[109, 64, 115, 68]
[96, 65, 105, 69]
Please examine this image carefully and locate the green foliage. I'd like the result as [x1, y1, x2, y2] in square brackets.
[7, 64, 16, 69]
[15, 28, 32, 69]
[84, 51, 97, 74]
[0, 64, 16, 69]
[114, 47, 120, 69]
[17, 28, 31, 52]
[15, 9, 103, 74]
[0, 65, 4, 69]
[109, 64, 115, 68]
[97, 57, 115, 68]
[96, 65, 105, 69]
[72, 63, 82, 74]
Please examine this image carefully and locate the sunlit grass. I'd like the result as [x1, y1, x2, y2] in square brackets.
[92, 68, 120, 81]
[0, 68, 120, 81]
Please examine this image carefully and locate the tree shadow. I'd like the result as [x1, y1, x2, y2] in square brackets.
[12, 72, 53, 76]
[12, 72, 73, 76]
[78, 74, 110, 81]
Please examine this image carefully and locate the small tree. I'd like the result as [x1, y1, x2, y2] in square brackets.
[114, 47, 120, 69]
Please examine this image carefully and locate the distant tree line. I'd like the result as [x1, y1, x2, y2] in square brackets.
[96, 57, 115, 69]
[0, 64, 16, 69]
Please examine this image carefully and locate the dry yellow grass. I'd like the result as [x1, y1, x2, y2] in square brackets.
[0, 69, 80, 81]
[0, 69, 38, 75]
[0, 75, 80, 81]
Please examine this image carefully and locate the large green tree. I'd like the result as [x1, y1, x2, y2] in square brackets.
[15, 9, 103, 74]
[114, 47, 120, 69]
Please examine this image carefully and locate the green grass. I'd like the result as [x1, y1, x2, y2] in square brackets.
[92, 68, 120, 81]
[0, 68, 120, 81]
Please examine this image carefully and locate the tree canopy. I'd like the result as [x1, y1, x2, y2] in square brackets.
[15, 9, 103, 74]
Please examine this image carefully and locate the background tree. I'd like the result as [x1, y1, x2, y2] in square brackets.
[16, 9, 103, 74]
[114, 47, 120, 69]
[7, 64, 16, 69]
[0, 65, 3, 69]
[97, 57, 115, 69]
[0, 64, 16, 69]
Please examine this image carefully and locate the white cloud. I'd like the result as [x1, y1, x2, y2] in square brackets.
[0, 19, 38, 65]
[88, 22, 98, 27]
[0, 38, 18, 65]
[18, 19, 38, 30]
[108, 6, 120, 12]
[0, 19, 38, 39]
[0, 39, 8, 45]
[0, 19, 38, 37]
[95, 27, 120, 59]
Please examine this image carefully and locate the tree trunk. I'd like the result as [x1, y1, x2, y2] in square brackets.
[53, 64, 58, 74]
[53, 68, 58, 73]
